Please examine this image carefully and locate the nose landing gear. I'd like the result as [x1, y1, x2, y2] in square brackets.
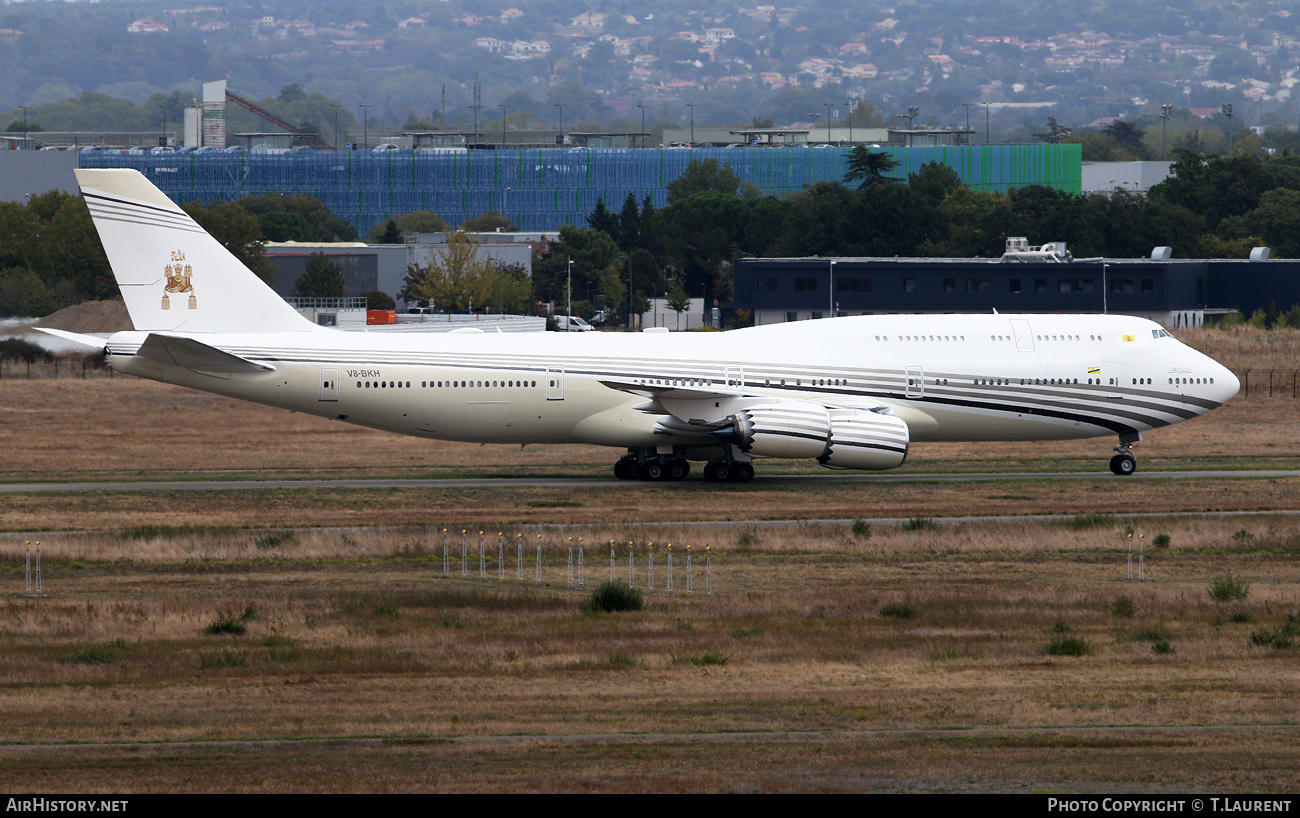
[1109, 432, 1141, 475]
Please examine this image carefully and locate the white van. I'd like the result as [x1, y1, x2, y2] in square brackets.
[557, 316, 595, 332]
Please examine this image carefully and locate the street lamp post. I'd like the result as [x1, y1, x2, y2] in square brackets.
[824, 102, 833, 144]
[1102, 263, 1109, 314]
[20, 106, 28, 148]
[828, 259, 835, 317]
[159, 103, 171, 147]
[846, 99, 854, 145]
[983, 102, 991, 146]
[331, 102, 341, 149]
[637, 102, 649, 148]
[554, 103, 565, 145]
[808, 112, 821, 144]
[1221, 103, 1235, 156]
[962, 103, 974, 143]
[1160, 104, 1173, 162]
[359, 103, 371, 149]
[567, 257, 573, 328]
[499, 103, 508, 147]
[685, 102, 695, 145]
[468, 102, 483, 144]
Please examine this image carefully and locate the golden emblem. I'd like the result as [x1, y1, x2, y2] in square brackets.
[161, 250, 196, 310]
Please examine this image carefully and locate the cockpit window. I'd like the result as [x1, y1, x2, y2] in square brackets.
[1151, 329, 1172, 338]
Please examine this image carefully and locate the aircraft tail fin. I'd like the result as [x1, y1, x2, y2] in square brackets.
[76, 169, 313, 334]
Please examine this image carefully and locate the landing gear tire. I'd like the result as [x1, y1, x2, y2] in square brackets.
[706, 461, 732, 482]
[670, 458, 690, 480]
[643, 461, 667, 481]
[1109, 453, 1137, 476]
[614, 455, 638, 480]
[732, 462, 755, 483]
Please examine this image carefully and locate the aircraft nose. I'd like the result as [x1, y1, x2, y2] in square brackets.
[1214, 361, 1240, 404]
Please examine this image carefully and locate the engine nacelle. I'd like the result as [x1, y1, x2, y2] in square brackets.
[817, 408, 910, 471]
[719, 401, 831, 460]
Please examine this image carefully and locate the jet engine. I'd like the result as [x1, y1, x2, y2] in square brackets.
[816, 408, 909, 470]
[712, 401, 910, 470]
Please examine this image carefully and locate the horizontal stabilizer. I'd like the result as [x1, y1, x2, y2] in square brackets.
[137, 333, 274, 378]
[33, 328, 108, 351]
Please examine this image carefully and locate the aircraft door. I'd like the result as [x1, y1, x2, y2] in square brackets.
[905, 365, 924, 399]
[318, 368, 340, 401]
[546, 368, 566, 401]
[1104, 361, 1125, 399]
[1009, 319, 1036, 353]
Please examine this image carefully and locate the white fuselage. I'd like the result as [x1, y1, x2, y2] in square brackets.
[102, 313, 1238, 458]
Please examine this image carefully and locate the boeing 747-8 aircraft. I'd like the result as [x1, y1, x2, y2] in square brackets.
[43, 169, 1240, 482]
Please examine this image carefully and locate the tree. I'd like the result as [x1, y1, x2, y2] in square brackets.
[586, 198, 620, 238]
[1033, 117, 1075, 144]
[1104, 119, 1148, 157]
[400, 231, 499, 312]
[460, 211, 518, 232]
[373, 219, 402, 245]
[235, 193, 357, 242]
[666, 159, 742, 203]
[293, 252, 344, 299]
[181, 200, 276, 284]
[843, 146, 899, 189]
[666, 286, 691, 330]
[367, 211, 448, 242]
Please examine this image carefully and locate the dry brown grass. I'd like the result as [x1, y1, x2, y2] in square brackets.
[2, 515, 1300, 791]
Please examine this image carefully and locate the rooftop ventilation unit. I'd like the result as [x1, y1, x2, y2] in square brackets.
[1151, 246, 1173, 261]
[1250, 247, 1271, 261]
[1001, 237, 1073, 263]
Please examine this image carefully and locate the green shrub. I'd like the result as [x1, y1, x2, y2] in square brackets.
[1209, 572, 1250, 602]
[583, 581, 644, 613]
[61, 645, 123, 665]
[1153, 534, 1171, 549]
[1111, 596, 1137, 618]
[671, 651, 729, 666]
[880, 602, 918, 620]
[851, 519, 872, 539]
[1062, 513, 1118, 530]
[1044, 635, 1091, 656]
[200, 649, 246, 668]
[254, 532, 298, 550]
[902, 517, 938, 532]
[1230, 611, 1254, 624]
[1152, 639, 1175, 654]
[206, 611, 248, 635]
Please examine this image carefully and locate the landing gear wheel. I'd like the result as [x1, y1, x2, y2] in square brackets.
[643, 461, 667, 481]
[1109, 453, 1137, 476]
[613, 457, 632, 480]
[710, 461, 732, 482]
[670, 458, 690, 480]
[732, 462, 755, 483]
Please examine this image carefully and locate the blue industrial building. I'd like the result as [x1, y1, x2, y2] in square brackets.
[79, 144, 1083, 235]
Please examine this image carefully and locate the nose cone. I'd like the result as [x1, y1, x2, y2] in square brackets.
[1213, 362, 1241, 405]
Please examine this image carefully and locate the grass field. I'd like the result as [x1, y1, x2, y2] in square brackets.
[0, 326, 1297, 792]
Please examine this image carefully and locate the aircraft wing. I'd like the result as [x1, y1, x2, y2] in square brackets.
[597, 377, 737, 401]
[136, 333, 275, 378]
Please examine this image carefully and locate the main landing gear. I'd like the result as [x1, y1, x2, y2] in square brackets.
[614, 452, 690, 481]
[1108, 433, 1141, 476]
[613, 449, 756, 483]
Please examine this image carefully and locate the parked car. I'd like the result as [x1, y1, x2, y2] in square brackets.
[372, 143, 400, 152]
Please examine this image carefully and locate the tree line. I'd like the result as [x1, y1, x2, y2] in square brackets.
[7, 149, 1300, 322]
